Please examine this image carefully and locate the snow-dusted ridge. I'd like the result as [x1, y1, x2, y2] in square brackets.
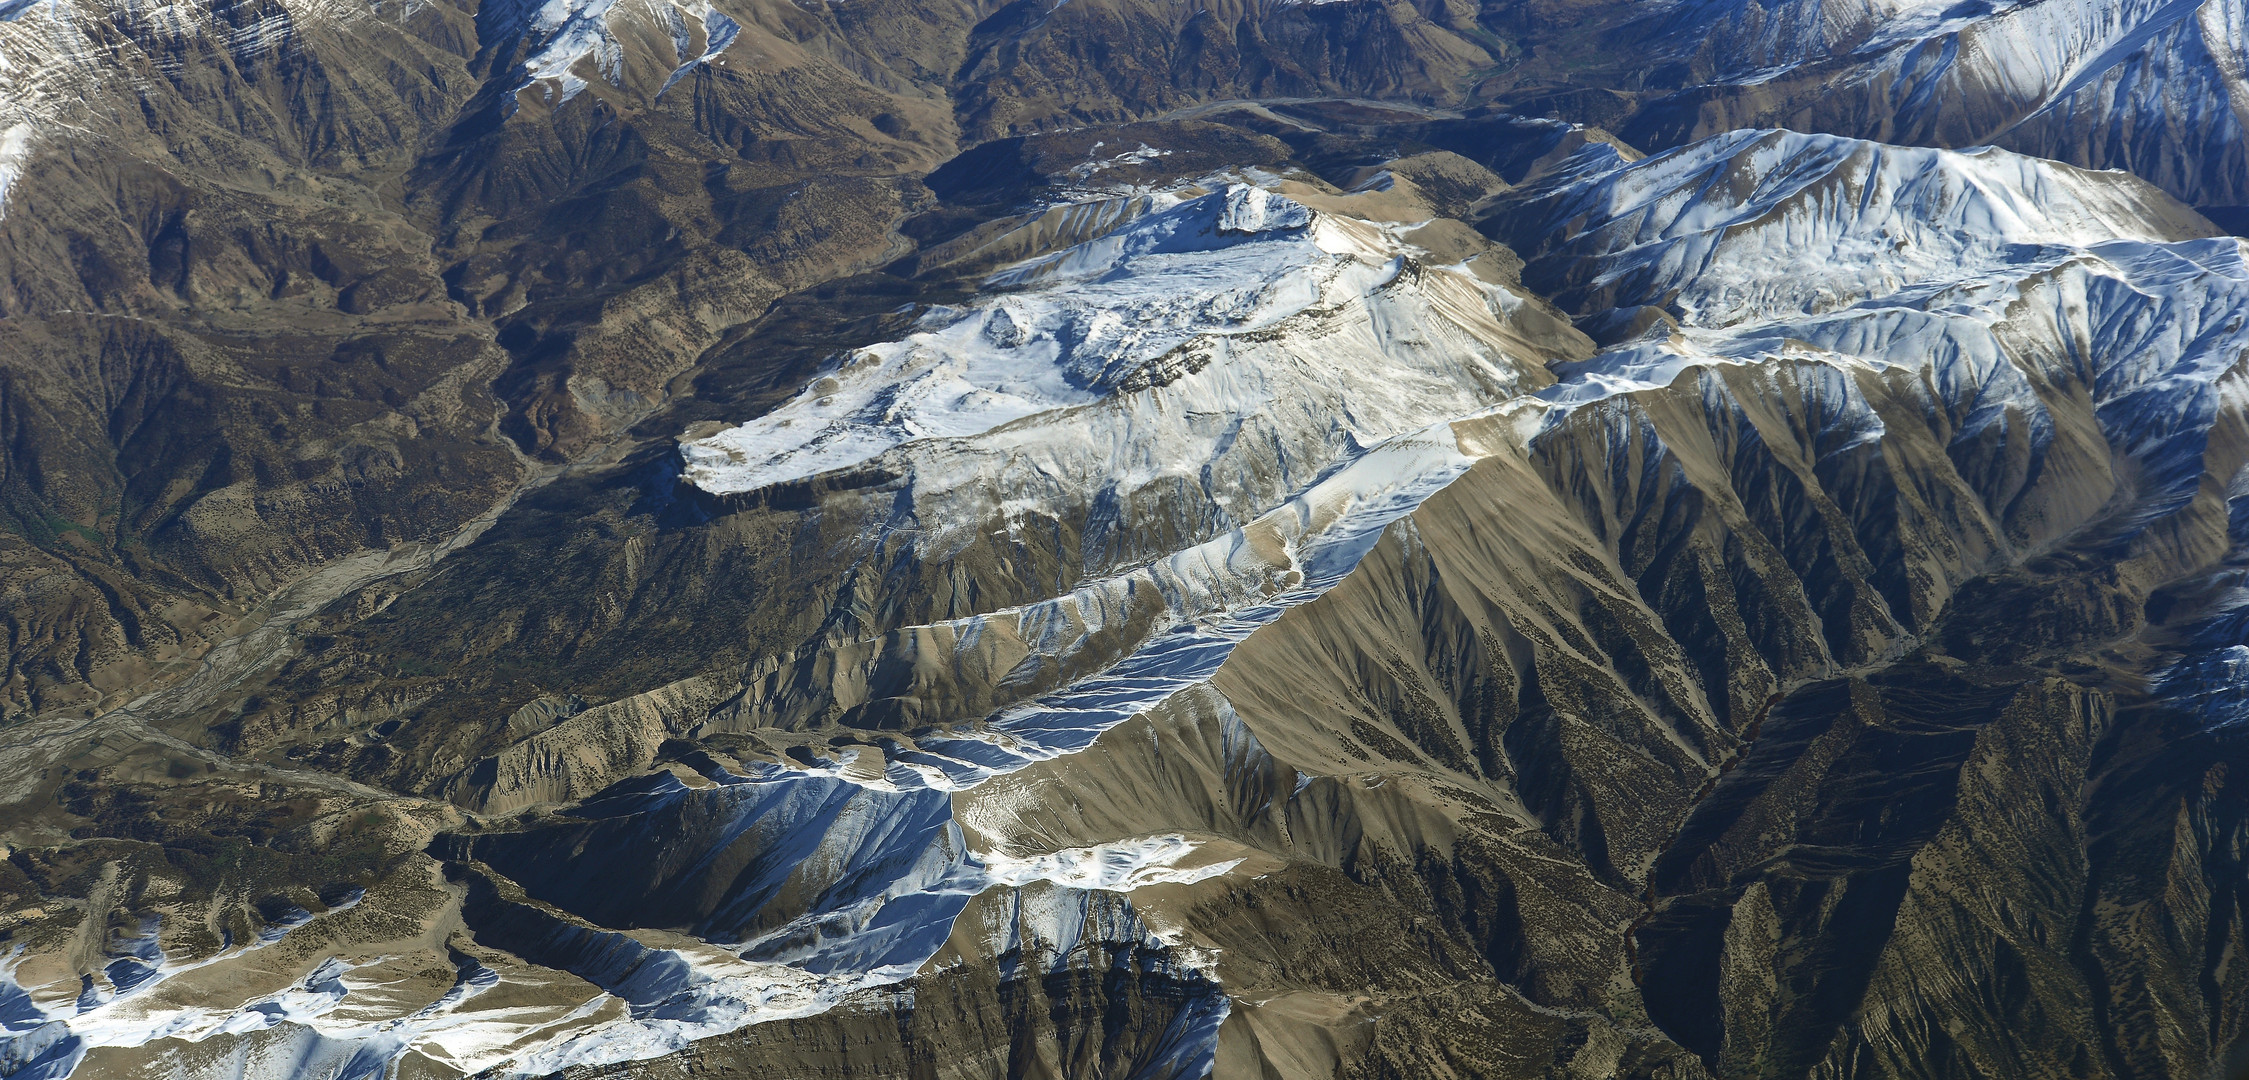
[409, 415, 1498, 1071]
[0, 893, 368, 1080]
[1643, 0, 2249, 203]
[1504, 131, 2247, 479]
[1508, 129, 2217, 326]
[5, 175, 1571, 1080]
[479, 0, 742, 105]
[679, 182, 1540, 501]
[584, 138, 2245, 1078]
[0, 0, 744, 213]
[36, 129, 2249, 1080]
[449, 766, 1256, 1076]
[281, 177, 1572, 1078]
[717, 417, 1498, 791]
[1497, 129, 2249, 693]
[980, 835, 1244, 891]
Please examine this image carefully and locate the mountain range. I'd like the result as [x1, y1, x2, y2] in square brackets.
[0, 0, 2245, 1077]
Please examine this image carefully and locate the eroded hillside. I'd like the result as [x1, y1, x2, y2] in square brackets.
[0, 0, 2246, 1077]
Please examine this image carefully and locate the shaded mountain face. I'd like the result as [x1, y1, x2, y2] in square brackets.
[1474, 0, 2249, 215]
[1, 0, 2248, 1077]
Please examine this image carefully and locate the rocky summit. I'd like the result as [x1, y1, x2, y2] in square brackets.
[0, 0, 2245, 1076]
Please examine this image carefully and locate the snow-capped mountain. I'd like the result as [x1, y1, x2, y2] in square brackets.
[172, 131, 2249, 1077]
[1497, 129, 2244, 528]
[14, 115, 2249, 1077]
[8, 0, 2249, 1066]
[0, 170, 1591, 1077]
[681, 181, 1568, 562]
[1620, 0, 2249, 208]
[1489, 131, 2249, 638]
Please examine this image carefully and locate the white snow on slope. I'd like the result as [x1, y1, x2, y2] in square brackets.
[1994, 0, 2249, 202]
[318, 178, 1567, 1080]
[1502, 133, 2249, 761]
[1521, 128, 2205, 326]
[463, 184, 1577, 1076]
[1514, 130, 2249, 525]
[46, 130, 2249, 1080]
[981, 835, 1244, 891]
[578, 130, 2249, 1080]
[0, 0, 106, 221]
[680, 183, 1491, 496]
[0, 895, 384, 1080]
[450, 770, 1250, 1075]
[1, 866, 964, 1080]
[0, 0, 745, 223]
[1664, 0, 2186, 84]
[1651, 0, 2249, 201]
[0, 0, 377, 219]
[680, 179, 1556, 599]
[0, 123, 34, 220]
[480, 0, 740, 104]
[509, 0, 626, 98]
[721, 418, 1490, 791]
[658, 2, 738, 94]
[0, 172, 1558, 1080]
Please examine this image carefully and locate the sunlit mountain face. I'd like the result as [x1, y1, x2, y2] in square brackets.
[0, 0, 2245, 1076]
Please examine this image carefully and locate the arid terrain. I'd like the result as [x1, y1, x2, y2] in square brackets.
[0, 0, 2246, 1076]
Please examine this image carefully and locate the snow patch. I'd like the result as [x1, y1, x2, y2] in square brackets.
[0, 124, 34, 220]
[1064, 142, 1172, 183]
[481, 0, 742, 107]
[980, 835, 1244, 892]
[1513, 130, 2249, 542]
[679, 184, 1353, 495]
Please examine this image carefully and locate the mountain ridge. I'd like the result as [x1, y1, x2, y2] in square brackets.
[0, 0, 2247, 1075]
